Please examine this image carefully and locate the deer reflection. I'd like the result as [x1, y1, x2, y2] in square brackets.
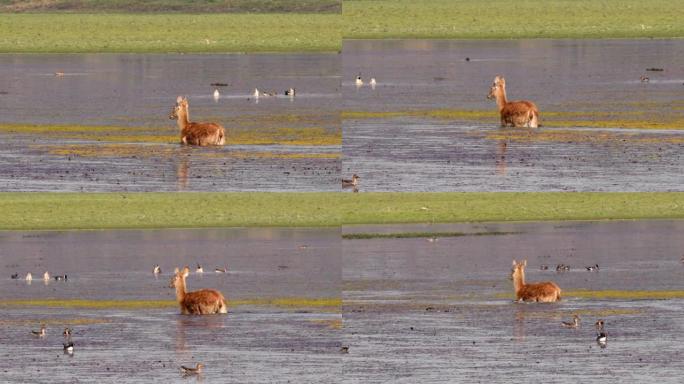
[177, 155, 189, 190]
[175, 315, 226, 354]
[495, 139, 508, 175]
[513, 306, 526, 342]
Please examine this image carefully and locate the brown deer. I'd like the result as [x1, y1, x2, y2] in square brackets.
[510, 259, 561, 302]
[169, 96, 226, 146]
[169, 266, 228, 315]
[487, 76, 540, 128]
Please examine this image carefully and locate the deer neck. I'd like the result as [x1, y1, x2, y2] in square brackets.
[176, 106, 190, 131]
[496, 87, 508, 113]
[513, 269, 525, 294]
[175, 277, 187, 303]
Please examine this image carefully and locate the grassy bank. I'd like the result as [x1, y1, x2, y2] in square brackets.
[340, 193, 684, 225]
[0, 13, 341, 53]
[344, 0, 684, 39]
[1, 193, 683, 230]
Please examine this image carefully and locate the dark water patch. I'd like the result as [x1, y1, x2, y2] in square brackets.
[342, 230, 519, 240]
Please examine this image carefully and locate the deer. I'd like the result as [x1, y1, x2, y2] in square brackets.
[487, 76, 540, 128]
[510, 259, 561, 303]
[169, 96, 225, 146]
[169, 266, 228, 315]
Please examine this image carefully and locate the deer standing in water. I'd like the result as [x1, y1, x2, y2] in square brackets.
[169, 266, 228, 315]
[487, 76, 540, 128]
[169, 96, 225, 146]
[510, 259, 561, 302]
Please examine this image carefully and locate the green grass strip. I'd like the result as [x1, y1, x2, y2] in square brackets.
[1, 192, 684, 230]
[344, 0, 684, 39]
[0, 13, 341, 53]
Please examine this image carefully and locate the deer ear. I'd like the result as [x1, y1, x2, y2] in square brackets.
[522, 260, 527, 266]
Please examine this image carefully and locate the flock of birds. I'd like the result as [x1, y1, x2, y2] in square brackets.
[153, 263, 227, 275]
[538, 263, 600, 272]
[30, 325, 74, 355]
[209, 86, 297, 102]
[355, 74, 377, 89]
[10, 270, 66, 283]
[560, 316, 609, 348]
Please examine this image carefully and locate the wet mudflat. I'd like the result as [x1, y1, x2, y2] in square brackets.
[343, 220, 684, 383]
[0, 54, 340, 191]
[343, 40, 684, 191]
[0, 228, 341, 383]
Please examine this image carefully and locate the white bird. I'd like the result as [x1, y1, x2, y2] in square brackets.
[43, 271, 50, 281]
[153, 265, 161, 275]
[25, 272, 33, 281]
[213, 89, 220, 100]
[196, 263, 204, 274]
[253, 88, 260, 98]
[370, 78, 377, 88]
[355, 75, 363, 87]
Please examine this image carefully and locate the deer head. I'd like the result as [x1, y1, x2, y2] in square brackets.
[510, 259, 526, 280]
[487, 76, 505, 100]
[169, 266, 191, 288]
[169, 96, 188, 120]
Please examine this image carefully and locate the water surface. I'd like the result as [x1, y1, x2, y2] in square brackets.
[343, 220, 684, 383]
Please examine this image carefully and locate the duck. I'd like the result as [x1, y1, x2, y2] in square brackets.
[43, 271, 50, 281]
[63, 340, 74, 354]
[54, 274, 67, 281]
[153, 265, 161, 275]
[253, 88, 260, 99]
[63, 328, 72, 337]
[586, 264, 600, 272]
[595, 319, 607, 346]
[54, 72, 65, 77]
[540, 265, 549, 271]
[342, 174, 360, 188]
[25, 272, 33, 281]
[10, 273, 19, 279]
[284, 88, 296, 96]
[370, 78, 377, 86]
[640, 75, 650, 83]
[555, 264, 570, 272]
[340, 346, 349, 354]
[426, 237, 438, 243]
[195, 263, 204, 274]
[214, 267, 227, 273]
[213, 89, 220, 100]
[180, 363, 204, 376]
[32, 324, 46, 337]
[562, 314, 580, 328]
[355, 75, 363, 87]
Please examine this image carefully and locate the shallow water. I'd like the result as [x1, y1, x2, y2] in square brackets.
[343, 220, 684, 383]
[0, 228, 341, 383]
[0, 54, 340, 191]
[343, 40, 684, 191]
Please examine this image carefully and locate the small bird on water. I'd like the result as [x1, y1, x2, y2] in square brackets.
[153, 265, 161, 275]
[595, 319, 607, 347]
[180, 363, 204, 376]
[196, 263, 204, 274]
[562, 314, 580, 328]
[32, 324, 46, 337]
[342, 174, 360, 188]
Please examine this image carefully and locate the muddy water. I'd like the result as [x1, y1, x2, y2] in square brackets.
[343, 40, 684, 191]
[343, 220, 684, 383]
[0, 228, 341, 383]
[0, 54, 340, 191]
